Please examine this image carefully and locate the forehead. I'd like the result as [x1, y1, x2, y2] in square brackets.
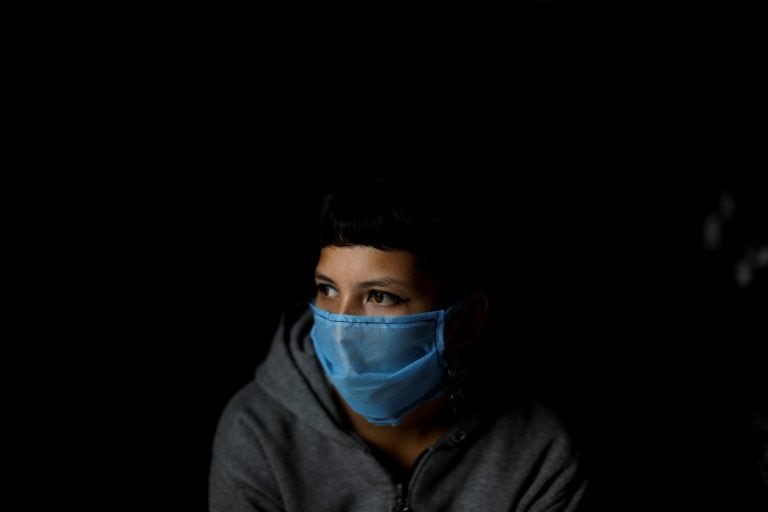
[316, 246, 423, 284]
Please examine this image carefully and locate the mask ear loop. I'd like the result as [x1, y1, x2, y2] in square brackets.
[436, 298, 465, 365]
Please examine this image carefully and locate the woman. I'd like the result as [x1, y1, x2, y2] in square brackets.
[210, 179, 587, 511]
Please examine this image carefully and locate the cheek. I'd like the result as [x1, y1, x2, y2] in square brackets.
[408, 292, 441, 313]
[315, 291, 333, 305]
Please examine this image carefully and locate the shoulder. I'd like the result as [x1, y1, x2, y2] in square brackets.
[210, 380, 292, 496]
[492, 401, 579, 458]
[474, 401, 583, 485]
[491, 402, 587, 511]
[210, 381, 286, 511]
[209, 305, 321, 511]
[484, 401, 572, 436]
[518, 402, 574, 441]
[212, 381, 276, 464]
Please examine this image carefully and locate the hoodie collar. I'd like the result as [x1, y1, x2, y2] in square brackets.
[256, 305, 357, 447]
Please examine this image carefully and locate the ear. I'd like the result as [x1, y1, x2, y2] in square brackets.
[444, 292, 489, 361]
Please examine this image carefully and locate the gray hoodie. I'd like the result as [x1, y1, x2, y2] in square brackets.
[210, 306, 587, 512]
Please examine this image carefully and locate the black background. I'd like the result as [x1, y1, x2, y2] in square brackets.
[37, 5, 767, 510]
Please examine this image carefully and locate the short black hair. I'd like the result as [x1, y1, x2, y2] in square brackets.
[316, 177, 482, 304]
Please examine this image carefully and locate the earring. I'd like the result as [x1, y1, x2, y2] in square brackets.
[446, 364, 470, 415]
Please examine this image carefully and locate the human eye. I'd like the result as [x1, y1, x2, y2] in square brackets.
[367, 290, 406, 306]
[316, 284, 338, 298]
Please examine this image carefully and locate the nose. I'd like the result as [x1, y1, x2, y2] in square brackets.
[335, 296, 365, 316]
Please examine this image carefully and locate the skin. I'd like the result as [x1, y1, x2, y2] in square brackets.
[314, 245, 488, 476]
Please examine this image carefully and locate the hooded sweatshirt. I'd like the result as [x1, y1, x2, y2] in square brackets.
[210, 305, 587, 512]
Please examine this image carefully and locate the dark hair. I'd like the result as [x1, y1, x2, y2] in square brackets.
[316, 178, 480, 304]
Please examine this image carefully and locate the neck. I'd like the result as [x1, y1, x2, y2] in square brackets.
[336, 391, 452, 473]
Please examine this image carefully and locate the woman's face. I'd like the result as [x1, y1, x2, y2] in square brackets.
[314, 245, 440, 316]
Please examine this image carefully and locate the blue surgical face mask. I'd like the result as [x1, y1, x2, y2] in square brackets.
[309, 302, 456, 426]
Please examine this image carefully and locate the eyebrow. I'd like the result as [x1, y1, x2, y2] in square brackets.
[315, 273, 338, 285]
[315, 273, 410, 290]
